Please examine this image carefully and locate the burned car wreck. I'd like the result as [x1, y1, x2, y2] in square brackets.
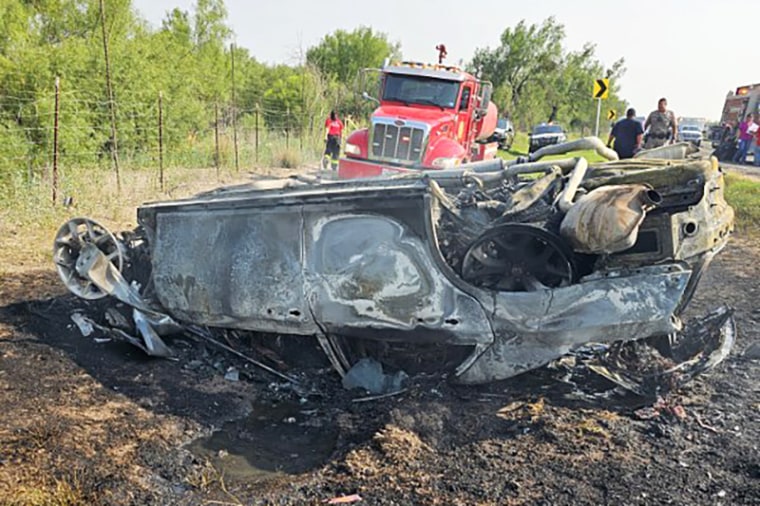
[53, 138, 735, 393]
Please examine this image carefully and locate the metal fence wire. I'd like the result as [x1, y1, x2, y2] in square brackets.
[0, 77, 351, 201]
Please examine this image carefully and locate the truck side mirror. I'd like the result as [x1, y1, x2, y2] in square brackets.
[361, 91, 380, 105]
[357, 68, 382, 104]
[480, 84, 492, 110]
[476, 81, 493, 118]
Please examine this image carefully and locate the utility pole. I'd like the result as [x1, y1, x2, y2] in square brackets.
[99, 0, 120, 190]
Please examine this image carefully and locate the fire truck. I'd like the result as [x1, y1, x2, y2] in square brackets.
[338, 61, 499, 179]
[720, 83, 760, 126]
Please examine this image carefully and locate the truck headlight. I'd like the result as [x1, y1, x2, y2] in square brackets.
[345, 143, 361, 156]
[431, 157, 461, 169]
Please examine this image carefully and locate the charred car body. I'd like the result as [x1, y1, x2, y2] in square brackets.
[53, 138, 735, 389]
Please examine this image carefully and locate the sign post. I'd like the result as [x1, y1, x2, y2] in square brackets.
[593, 78, 609, 137]
[595, 98, 602, 137]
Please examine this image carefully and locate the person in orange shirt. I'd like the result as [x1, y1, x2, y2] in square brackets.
[323, 110, 343, 171]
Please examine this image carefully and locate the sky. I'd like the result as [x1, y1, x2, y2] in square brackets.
[132, 0, 758, 121]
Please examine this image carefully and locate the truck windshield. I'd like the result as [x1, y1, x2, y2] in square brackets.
[382, 74, 460, 109]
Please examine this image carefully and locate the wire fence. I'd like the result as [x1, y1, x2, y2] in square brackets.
[0, 77, 365, 203]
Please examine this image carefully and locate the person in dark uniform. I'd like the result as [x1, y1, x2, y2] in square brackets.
[607, 107, 644, 159]
[323, 110, 343, 171]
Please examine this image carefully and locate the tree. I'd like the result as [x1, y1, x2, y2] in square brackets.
[470, 17, 564, 120]
[549, 43, 626, 134]
[306, 27, 400, 84]
[469, 17, 626, 132]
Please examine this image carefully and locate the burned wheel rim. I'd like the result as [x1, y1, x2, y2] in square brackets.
[53, 217, 124, 300]
[461, 224, 575, 291]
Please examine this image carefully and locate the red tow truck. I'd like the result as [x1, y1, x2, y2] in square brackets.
[338, 61, 499, 179]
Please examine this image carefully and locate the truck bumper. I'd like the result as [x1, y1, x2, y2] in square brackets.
[338, 157, 424, 180]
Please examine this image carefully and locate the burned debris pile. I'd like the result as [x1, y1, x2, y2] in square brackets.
[51, 138, 736, 396]
[433, 141, 732, 298]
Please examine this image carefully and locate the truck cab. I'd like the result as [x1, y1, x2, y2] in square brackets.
[338, 62, 498, 179]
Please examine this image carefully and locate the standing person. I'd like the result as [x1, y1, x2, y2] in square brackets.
[607, 107, 644, 159]
[323, 110, 343, 171]
[643, 98, 677, 149]
[722, 121, 735, 143]
[734, 114, 757, 164]
[714, 121, 737, 162]
[754, 118, 760, 167]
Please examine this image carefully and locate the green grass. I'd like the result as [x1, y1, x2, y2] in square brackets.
[497, 132, 608, 164]
[725, 173, 760, 230]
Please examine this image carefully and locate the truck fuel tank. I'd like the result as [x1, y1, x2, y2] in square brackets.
[474, 101, 498, 141]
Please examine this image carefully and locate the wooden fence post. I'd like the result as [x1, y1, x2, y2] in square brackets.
[99, 0, 120, 190]
[286, 107, 290, 149]
[52, 76, 60, 205]
[255, 104, 260, 164]
[214, 103, 220, 179]
[230, 42, 239, 171]
[158, 91, 164, 191]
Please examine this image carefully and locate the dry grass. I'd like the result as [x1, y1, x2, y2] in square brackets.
[2, 476, 90, 506]
[184, 460, 244, 506]
[271, 146, 302, 168]
[0, 165, 266, 279]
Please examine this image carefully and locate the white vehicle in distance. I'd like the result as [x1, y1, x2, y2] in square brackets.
[528, 123, 567, 153]
[678, 124, 703, 147]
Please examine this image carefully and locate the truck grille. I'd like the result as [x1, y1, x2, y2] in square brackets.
[371, 123, 425, 163]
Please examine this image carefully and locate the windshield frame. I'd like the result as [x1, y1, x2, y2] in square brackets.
[381, 74, 462, 110]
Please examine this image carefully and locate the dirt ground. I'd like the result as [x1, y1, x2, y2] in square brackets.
[1, 216, 759, 504]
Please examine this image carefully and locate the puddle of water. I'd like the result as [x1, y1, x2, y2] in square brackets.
[189, 402, 338, 482]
